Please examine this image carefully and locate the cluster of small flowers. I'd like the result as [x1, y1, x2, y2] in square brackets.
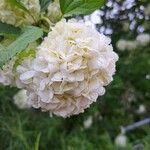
[115, 134, 127, 147]
[13, 89, 31, 109]
[47, 0, 62, 23]
[0, 0, 40, 26]
[117, 33, 150, 51]
[0, 1, 118, 117]
[144, 4, 150, 16]
[0, 0, 61, 26]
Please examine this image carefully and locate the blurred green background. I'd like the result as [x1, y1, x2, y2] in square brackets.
[0, 0, 150, 149]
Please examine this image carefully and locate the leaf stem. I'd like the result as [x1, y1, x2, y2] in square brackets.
[40, 16, 54, 27]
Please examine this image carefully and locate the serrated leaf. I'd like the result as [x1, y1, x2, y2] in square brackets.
[0, 22, 21, 35]
[6, 0, 29, 12]
[0, 26, 43, 67]
[60, 0, 105, 16]
[40, 0, 51, 12]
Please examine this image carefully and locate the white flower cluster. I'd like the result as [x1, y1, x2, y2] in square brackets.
[83, 116, 93, 129]
[0, 58, 16, 86]
[136, 33, 150, 46]
[14, 20, 118, 118]
[13, 89, 31, 109]
[117, 39, 138, 51]
[0, 0, 40, 26]
[117, 33, 150, 51]
[144, 4, 150, 16]
[47, 0, 62, 23]
[115, 134, 127, 147]
[0, 42, 37, 87]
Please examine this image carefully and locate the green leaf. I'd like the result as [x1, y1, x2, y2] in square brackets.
[0, 44, 4, 51]
[6, 0, 29, 12]
[60, 0, 105, 16]
[0, 22, 21, 35]
[40, 0, 51, 12]
[0, 36, 4, 42]
[0, 26, 43, 68]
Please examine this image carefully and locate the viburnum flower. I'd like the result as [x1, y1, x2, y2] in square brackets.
[136, 33, 150, 46]
[16, 19, 119, 118]
[47, 0, 62, 23]
[83, 116, 93, 129]
[13, 89, 31, 109]
[117, 39, 138, 51]
[116, 39, 127, 51]
[115, 134, 127, 147]
[0, 58, 16, 86]
[0, 0, 40, 26]
[0, 42, 37, 87]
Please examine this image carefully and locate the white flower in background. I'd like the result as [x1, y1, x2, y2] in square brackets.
[123, 22, 129, 31]
[136, 33, 150, 46]
[146, 74, 150, 80]
[137, 104, 146, 114]
[0, 0, 40, 26]
[117, 32, 150, 51]
[13, 89, 30, 109]
[144, 4, 150, 16]
[47, 0, 62, 23]
[0, 58, 16, 86]
[0, 57, 34, 88]
[126, 41, 138, 50]
[21, 0, 40, 13]
[116, 39, 127, 51]
[83, 116, 93, 129]
[115, 134, 127, 147]
[117, 39, 138, 51]
[17, 19, 118, 118]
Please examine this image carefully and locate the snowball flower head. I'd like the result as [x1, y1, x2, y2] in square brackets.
[0, 0, 40, 26]
[144, 4, 150, 16]
[115, 134, 127, 147]
[14, 90, 30, 109]
[17, 19, 118, 118]
[83, 116, 93, 129]
[137, 104, 146, 114]
[117, 39, 138, 51]
[47, 0, 62, 23]
[126, 41, 138, 50]
[0, 58, 16, 86]
[136, 33, 150, 46]
[116, 39, 127, 51]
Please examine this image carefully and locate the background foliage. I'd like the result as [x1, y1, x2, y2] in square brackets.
[0, 0, 150, 149]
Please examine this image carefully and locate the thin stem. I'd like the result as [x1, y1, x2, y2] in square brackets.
[40, 16, 54, 27]
[121, 117, 150, 134]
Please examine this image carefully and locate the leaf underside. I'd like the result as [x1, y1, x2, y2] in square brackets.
[0, 26, 43, 68]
